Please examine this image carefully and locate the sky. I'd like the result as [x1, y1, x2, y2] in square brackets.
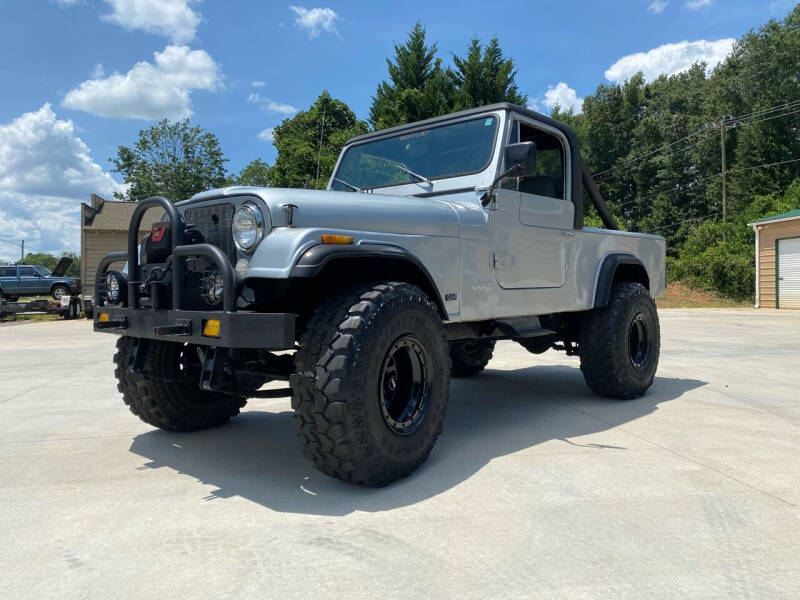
[0, 0, 795, 262]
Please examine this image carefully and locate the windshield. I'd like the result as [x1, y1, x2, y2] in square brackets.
[332, 115, 499, 191]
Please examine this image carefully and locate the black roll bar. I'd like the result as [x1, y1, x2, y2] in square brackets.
[127, 196, 185, 309]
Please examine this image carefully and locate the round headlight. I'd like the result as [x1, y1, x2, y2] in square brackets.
[232, 203, 264, 251]
[103, 270, 127, 305]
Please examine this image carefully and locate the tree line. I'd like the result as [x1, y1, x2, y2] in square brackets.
[110, 9, 800, 300]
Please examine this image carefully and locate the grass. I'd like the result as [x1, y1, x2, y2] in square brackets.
[656, 281, 752, 309]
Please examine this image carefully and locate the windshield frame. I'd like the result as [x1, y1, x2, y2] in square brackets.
[329, 112, 503, 192]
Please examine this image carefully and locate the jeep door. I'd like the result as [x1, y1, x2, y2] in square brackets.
[17, 266, 42, 295]
[491, 119, 574, 289]
[0, 265, 21, 294]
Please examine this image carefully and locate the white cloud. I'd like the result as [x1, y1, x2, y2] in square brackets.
[604, 38, 735, 83]
[0, 105, 125, 261]
[685, 0, 712, 8]
[102, 0, 201, 43]
[530, 82, 584, 115]
[52, 0, 84, 6]
[289, 6, 339, 38]
[257, 128, 274, 143]
[250, 80, 266, 88]
[63, 45, 222, 120]
[247, 93, 297, 115]
[648, 1, 669, 14]
[91, 63, 105, 79]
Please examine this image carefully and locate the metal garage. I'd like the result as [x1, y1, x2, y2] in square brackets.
[749, 209, 800, 309]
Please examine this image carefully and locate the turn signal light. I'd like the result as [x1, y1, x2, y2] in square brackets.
[98, 312, 109, 323]
[321, 234, 354, 245]
[203, 319, 221, 338]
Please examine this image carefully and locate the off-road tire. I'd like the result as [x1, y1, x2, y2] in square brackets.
[579, 282, 660, 399]
[114, 337, 247, 432]
[51, 284, 70, 300]
[449, 340, 495, 377]
[291, 282, 450, 486]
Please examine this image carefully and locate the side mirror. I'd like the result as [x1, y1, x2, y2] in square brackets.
[504, 141, 537, 178]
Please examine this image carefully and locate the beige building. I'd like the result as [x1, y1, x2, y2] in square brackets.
[80, 195, 159, 296]
[749, 209, 800, 309]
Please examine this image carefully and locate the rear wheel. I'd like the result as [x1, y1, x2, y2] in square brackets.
[51, 284, 70, 300]
[291, 282, 450, 486]
[449, 340, 495, 377]
[114, 337, 247, 432]
[579, 282, 660, 399]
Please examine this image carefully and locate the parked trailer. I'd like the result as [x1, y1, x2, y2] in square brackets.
[0, 296, 82, 321]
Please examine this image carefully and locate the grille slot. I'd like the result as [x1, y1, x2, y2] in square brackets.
[184, 203, 236, 263]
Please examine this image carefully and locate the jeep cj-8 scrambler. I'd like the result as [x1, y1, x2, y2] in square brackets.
[94, 104, 665, 486]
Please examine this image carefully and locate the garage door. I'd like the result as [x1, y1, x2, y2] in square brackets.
[778, 237, 800, 309]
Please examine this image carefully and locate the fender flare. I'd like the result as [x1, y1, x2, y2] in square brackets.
[593, 253, 650, 308]
[290, 243, 447, 315]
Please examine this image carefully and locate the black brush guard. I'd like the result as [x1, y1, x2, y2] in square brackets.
[93, 196, 295, 349]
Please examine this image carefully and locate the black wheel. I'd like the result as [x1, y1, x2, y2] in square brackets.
[579, 282, 660, 399]
[449, 340, 495, 377]
[291, 282, 450, 486]
[114, 337, 247, 432]
[51, 284, 70, 300]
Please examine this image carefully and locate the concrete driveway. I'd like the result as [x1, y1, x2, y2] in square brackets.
[2, 310, 799, 599]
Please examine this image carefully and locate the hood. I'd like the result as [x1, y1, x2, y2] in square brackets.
[51, 256, 73, 277]
[186, 186, 462, 238]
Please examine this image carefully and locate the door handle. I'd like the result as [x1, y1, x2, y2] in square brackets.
[565, 231, 575, 238]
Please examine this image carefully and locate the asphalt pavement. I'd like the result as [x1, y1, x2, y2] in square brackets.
[1, 309, 799, 599]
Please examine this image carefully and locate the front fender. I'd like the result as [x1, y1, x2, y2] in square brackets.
[243, 227, 461, 320]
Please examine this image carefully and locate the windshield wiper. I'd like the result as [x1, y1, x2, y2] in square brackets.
[370, 155, 432, 185]
[332, 177, 361, 192]
[393, 164, 432, 185]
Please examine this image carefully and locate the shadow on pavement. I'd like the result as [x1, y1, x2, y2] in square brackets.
[129, 365, 705, 515]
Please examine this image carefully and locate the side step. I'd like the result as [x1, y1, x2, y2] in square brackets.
[494, 316, 555, 339]
[446, 316, 555, 342]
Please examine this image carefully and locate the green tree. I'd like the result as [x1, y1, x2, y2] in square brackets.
[111, 119, 228, 202]
[270, 91, 367, 189]
[22, 252, 80, 277]
[228, 159, 271, 187]
[450, 38, 527, 110]
[369, 23, 454, 130]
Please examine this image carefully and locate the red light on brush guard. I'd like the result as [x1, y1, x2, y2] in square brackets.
[151, 225, 167, 242]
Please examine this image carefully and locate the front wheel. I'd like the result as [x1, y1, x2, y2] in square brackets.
[579, 282, 660, 399]
[291, 282, 450, 486]
[114, 337, 247, 431]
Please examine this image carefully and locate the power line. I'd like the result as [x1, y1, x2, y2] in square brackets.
[645, 212, 722, 233]
[726, 156, 800, 175]
[592, 125, 714, 179]
[723, 99, 800, 125]
[592, 98, 800, 181]
[611, 156, 800, 210]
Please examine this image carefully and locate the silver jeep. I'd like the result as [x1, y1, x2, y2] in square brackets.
[95, 103, 665, 486]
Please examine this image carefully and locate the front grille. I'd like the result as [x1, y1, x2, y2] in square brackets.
[184, 203, 236, 263]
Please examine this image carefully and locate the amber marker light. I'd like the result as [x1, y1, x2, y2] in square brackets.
[98, 312, 109, 323]
[321, 234, 354, 245]
[203, 319, 221, 338]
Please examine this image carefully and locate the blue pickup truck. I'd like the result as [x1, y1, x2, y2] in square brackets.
[0, 258, 80, 301]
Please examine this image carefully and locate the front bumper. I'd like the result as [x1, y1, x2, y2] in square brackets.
[94, 307, 295, 349]
[93, 195, 295, 350]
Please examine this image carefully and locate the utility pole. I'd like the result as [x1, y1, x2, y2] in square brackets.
[20, 239, 24, 262]
[314, 98, 327, 189]
[720, 115, 727, 225]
